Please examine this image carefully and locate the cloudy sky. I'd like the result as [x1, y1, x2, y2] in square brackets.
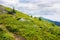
[0, 0, 60, 21]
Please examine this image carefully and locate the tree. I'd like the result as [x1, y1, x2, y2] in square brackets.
[7, 7, 16, 15]
[12, 7, 16, 14]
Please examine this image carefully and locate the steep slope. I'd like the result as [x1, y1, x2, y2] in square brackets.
[0, 5, 60, 40]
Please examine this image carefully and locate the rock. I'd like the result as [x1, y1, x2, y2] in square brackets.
[0, 6, 7, 13]
[17, 18, 26, 21]
[20, 18, 26, 21]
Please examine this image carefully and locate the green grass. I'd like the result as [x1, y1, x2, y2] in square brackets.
[0, 5, 60, 40]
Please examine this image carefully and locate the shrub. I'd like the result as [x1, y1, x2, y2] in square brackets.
[6, 26, 18, 33]
[12, 7, 16, 14]
[39, 18, 42, 21]
[0, 28, 3, 31]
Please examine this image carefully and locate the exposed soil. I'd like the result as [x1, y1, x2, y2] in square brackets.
[14, 34, 26, 40]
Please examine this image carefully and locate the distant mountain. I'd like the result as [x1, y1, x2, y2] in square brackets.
[54, 21, 60, 26]
[41, 17, 60, 26]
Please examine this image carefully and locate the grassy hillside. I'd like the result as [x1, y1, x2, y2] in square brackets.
[0, 5, 60, 40]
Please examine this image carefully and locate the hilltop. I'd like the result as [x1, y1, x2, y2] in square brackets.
[0, 5, 60, 40]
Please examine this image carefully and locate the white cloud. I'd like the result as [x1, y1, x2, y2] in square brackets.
[0, 0, 19, 4]
[0, 0, 38, 10]
[42, 15, 60, 22]
[33, 15, 60, 22]
[16, 3, 38, 10]
[0, 0, 60, 21]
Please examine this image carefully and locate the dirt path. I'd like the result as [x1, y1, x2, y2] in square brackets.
[5, 25, 26, 40]
[0, 25, 3, 27]
[14, 34, 26, 40]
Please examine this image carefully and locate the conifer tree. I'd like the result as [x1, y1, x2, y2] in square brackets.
[12, 7, 16, 14]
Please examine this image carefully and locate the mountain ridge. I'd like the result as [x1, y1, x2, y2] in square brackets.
[41, 17, 60, 26]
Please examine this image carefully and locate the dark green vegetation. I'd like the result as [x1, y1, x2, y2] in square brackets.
[0, 5, 60, 40]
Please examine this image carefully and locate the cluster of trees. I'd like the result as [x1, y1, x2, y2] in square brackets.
[7, 7, 16, 15]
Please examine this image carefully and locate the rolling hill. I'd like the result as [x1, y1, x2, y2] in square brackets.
[0, 5, 60, 40]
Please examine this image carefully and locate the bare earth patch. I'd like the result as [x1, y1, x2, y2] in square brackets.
[14, 34, 26, 40]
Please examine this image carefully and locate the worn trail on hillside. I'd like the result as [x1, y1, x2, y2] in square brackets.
[6, 28, 25, 40]
[14, 34, 25, 40]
